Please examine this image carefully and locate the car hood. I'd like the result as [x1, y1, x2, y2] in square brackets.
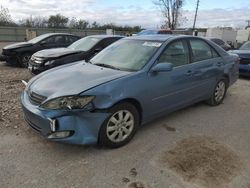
[28, 62, 131, 100]
[3, 42, 33, 50]
[34, 48, 82, 58]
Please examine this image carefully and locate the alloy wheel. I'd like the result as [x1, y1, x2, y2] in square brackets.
[21, 55, 31, 67]
[214, 81, 226, 103]
[106, 110, 134, 143]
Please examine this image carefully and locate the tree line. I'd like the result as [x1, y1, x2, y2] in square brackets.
[0, 1, 186, 32]
[0, 6, 141, 32]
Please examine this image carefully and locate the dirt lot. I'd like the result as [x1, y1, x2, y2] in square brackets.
[0, 42, 250, 188]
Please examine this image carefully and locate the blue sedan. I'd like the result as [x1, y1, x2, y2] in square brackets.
[21, 35, 239, 148]
[229, 41, 250, 77]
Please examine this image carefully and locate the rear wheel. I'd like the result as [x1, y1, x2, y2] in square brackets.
[99, 102, 139, 148]
[19, 53, 31, 68]
[207, 78, 228, 106]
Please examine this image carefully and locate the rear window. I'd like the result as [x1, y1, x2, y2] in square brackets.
[190, 39, 219, 62]
[158, 30, 173, 34]
[68, 37, 101, 51]
[67, 36, 80, 43]
[211, 38, 225, 45]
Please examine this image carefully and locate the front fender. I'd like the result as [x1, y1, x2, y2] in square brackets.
[83, 72, 144, 111]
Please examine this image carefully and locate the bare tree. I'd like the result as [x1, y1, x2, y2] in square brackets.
[19, 16, 48, 28]
[69, 17, 89, 29]
[0, 6, 16, 26]
[154, 0, 183, 29]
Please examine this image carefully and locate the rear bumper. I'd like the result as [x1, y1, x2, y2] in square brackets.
[21, 91, 109, 145]
[239, 64, 250, 77]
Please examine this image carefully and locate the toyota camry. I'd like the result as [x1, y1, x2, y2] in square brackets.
[21, 35, 239, 148]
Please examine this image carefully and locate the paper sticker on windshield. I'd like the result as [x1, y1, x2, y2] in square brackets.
[143, 42, 162, 47]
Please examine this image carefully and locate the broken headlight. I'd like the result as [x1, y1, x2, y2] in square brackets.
[40, 96, 95, 110]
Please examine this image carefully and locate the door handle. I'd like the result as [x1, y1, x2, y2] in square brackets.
[186, 70, 193, 76]
[216, 62, 223, 67]
[193, 70, 203, 76]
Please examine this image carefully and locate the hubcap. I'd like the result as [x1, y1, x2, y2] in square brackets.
[106, 110, 134, 143]
[22, 55, 31, 67]
[215, 81, 226, 102]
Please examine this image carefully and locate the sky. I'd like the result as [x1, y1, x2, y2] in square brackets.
[1, 0, 250, 28]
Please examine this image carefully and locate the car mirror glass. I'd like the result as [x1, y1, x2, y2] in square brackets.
[151, 62, 173, 73]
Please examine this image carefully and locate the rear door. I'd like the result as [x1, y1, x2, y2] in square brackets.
[188, 38, 224, 98]
[39, 35, 67, 49]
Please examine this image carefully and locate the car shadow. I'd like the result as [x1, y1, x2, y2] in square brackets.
[0, 61, 22, 68]
[239, 76, 250, 80]
[138, 102, 206, 133]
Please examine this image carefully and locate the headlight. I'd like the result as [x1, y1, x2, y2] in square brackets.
[31, 56, 44, 64]
[40, 96, 95, 110]
[44, 60, 55, 66]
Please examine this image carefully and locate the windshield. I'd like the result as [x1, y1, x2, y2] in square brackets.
[239, 41, 250, 50]
[90, 39, 162, 71]
[28, 34, 52, 44]
[68, 37, 101, 51]
[137, 30, 158, 35]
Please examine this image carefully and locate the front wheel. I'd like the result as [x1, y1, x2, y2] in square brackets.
[19, 53, 31, 68]
[207, 79, 228, 106]
[99, 102, 139, 148]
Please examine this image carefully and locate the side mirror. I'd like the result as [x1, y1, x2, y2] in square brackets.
[151, 63, 173, 73]
[40, 41, 47, 45]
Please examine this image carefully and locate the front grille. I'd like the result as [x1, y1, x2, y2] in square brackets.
[240, 59, 250, 65]
[29, 91, 47, 105]
[25, 116, 42, 133]
[2, 49, 12, 56]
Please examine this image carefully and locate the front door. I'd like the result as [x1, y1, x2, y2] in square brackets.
[144, 39, 199, 116]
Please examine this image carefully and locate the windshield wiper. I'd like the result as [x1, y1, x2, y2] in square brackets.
[94, 63, 121, 70]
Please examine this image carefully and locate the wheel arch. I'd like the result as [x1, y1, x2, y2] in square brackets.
[111, 98, 143, 124]
[223, 74, 230, 87]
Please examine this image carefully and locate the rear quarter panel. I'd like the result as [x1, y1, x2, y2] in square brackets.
[223, 53, 239, 86]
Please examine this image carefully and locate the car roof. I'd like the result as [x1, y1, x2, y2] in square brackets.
[86, 35, 124, 39]
[126, 34, 186, 42]
[206, 37, 223, 41]
[40, 33, 80, 37]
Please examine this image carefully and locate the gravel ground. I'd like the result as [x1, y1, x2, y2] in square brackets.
[0, 42, 250, 188]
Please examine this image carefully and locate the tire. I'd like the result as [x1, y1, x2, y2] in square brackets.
[98, 102, 139, 148]
[19, 53, 31, 68]
[207, 78, 228, 106]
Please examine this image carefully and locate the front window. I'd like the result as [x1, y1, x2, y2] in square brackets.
[90, 39, 162, 71]
[68, 37, 101, 51]
[239, 41, 250, 50]
[158, 40, 189, 67]
[28, 34, 52, 44]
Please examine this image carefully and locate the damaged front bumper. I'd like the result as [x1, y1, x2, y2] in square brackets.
[20, 91, 109, 145]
